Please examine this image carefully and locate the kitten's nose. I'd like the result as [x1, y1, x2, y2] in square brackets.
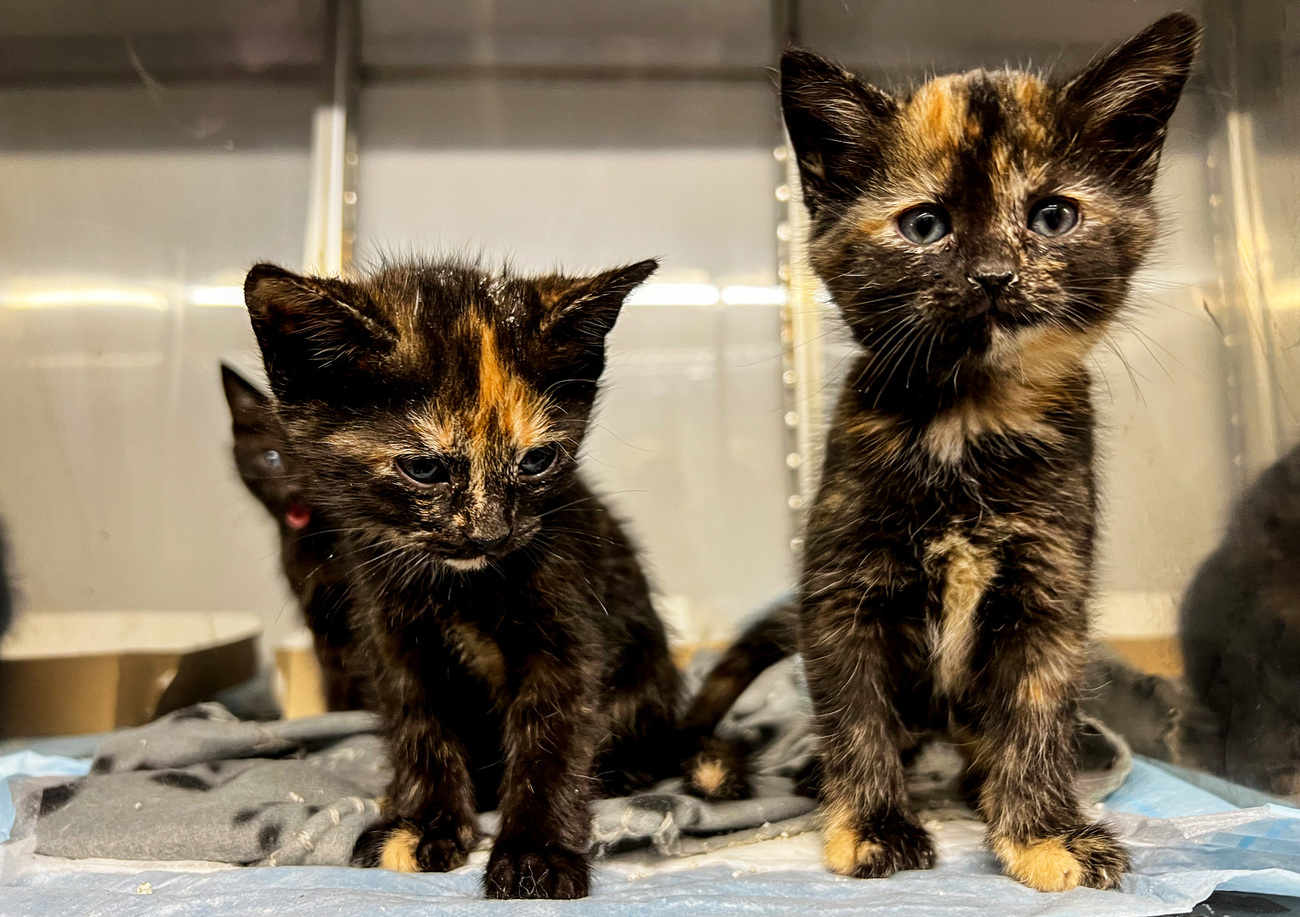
[967, 269, 1018, 298]
[465, 523, 511, 552]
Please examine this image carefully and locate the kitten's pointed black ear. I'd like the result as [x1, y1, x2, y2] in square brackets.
[537, 259, 658, 379]
[1064, 13, 1200, 190]
[780, 48, 897, 217]
[541, 258, 658, 341]
[243, 263, 397, 402]
[220, 363, 271, 431]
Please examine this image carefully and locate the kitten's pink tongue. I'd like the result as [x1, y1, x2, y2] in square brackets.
[285, 503, 312, 530]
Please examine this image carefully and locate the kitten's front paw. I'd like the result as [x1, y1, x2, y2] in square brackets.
[991, 823, 1129, 892]
[352, 819, 473, 873]
[823, 809, 936, 879]
[484, 840, 590, 899]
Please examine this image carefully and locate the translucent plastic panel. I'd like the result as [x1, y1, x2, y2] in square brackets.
[0, 85, 315, 641]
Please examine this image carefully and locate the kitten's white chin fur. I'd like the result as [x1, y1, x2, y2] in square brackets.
[443, 556, 488, 572]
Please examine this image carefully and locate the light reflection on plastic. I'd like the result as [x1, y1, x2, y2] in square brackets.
[188, 286, 245, 307]
[2, 287, 169, 310]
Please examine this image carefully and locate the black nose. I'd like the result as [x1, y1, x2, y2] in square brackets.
[968, 270, 1017, 297]
[465, 528, 510, 552]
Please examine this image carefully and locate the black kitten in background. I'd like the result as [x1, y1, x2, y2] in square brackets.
[243, 257, 679, 899]
[220, 364, 366, 712]
[1180, 441, 1300, 798]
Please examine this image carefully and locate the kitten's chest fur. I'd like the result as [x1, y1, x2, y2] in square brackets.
[811, 358, 1096, 631]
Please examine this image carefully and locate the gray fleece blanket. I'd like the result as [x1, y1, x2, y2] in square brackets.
[11, 657, 1130, 866]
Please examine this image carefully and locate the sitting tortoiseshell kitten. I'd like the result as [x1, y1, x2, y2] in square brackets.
[220, 364, 366, 711]
[243, 257, 678, 900]
[775, 15, 1198, 892]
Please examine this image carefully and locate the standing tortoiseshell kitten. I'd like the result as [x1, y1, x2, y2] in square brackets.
[780, 15, 1198, 891]
[220, 364, 366, 711]
[243, 257, 678, 900]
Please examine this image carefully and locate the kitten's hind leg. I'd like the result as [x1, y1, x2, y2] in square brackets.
[802, 586, 936, 879]
[966, 592, 1128, 892]
[593, 617, 682, 797]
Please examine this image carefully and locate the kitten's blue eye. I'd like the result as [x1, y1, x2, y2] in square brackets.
[396, 455, 449, 486]
[897, 206, 951, 245]
[519, 444, 558, 477]
[263, 450, 283, 470]
[1028, 198, 1079, 237]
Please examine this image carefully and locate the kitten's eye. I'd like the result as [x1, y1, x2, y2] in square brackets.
[518, 444, 559, 477]
[1028, 198, 1079, 237]
[396, 455, 450, 487]
[897, 206, 951, 245]
[263, 449, 283, 470]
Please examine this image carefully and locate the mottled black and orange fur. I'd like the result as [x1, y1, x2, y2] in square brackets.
[690, 15, 1198, 893]
[243, 258, 679, 899]
[221, 364, 366, 712]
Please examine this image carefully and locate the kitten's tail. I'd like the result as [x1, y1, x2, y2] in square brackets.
[680, 596, 798, 801]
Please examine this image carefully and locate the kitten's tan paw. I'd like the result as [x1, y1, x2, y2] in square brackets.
[352, 819, 473, 873]
[992, 824, 1128, 892]
[380, 827, 422, 872]
[822, 808, 936, 879]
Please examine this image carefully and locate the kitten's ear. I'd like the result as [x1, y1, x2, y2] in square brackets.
[536, 259, 658, 379]
[220, 363, 271, 431]
[780, 49, 897, 216]
[541, 258, 658, 340]
[1064, 13, 1200, 190]
[243, 263, 398, 402]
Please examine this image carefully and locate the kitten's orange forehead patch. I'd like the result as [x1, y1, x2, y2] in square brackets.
[470, 317, 549, 452]
[903, 77, 970, 155]
[408, 314, 551, 467]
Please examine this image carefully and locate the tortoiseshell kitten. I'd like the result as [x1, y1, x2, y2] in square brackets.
[780, 15, 1198, 891]
[243, 257, 678, 900]
[220, 364, 366, 711]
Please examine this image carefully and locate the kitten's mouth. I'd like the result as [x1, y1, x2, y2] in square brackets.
[443, 556, 488, 572]
[285, 503, 312, 530]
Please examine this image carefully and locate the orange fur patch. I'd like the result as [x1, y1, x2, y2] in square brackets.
[991, 835, 1083, 893]
[691, 759, 729, 797]
[904, 77, 970, 156]
[380, 827, 422, 873]
[822, 805, 884, 875]
[926, 533, 997, 693]
[465, 318, 551, 495]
